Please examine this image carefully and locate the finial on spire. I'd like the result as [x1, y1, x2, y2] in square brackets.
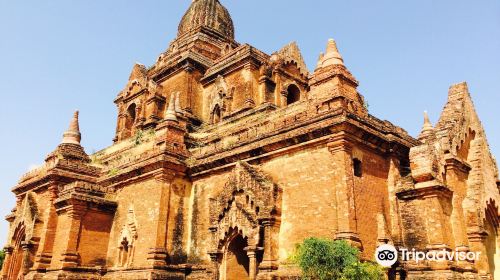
[62, 111, 82, 145]
[316, 38, 344, 69]
[165, 94, 178, 122]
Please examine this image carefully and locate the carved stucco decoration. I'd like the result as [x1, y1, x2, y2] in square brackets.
[117, 206, 138, 268]
[209, 161, 281, 254]
[119, 206, 138, 244]
[8, 192, 40, 245]
[209, 75, 233, 122]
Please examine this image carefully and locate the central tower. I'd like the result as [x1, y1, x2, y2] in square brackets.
[177, 0, 235, 40]
[114, 0, 240, 142]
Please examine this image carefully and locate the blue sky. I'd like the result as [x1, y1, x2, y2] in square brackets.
[0, 0, 498, 244]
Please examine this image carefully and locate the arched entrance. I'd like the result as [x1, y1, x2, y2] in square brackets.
[7, 223, 26, 280]
[2, 193, 40, 280]
[221, 232, 250, 280]
[208, 162, 282, 280]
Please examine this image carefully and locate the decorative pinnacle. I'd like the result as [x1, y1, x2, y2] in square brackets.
[317, 38, 344, 69]
[316, 52, 325, 69]
[61, 111, 82, 145]
[419, 111, 435, 142]
[165, 94, 178, 122]
[423, 111, 433, 130]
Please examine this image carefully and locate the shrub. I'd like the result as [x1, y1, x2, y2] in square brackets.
[292, 238, 383, 280]
[341, 260, 384, 280]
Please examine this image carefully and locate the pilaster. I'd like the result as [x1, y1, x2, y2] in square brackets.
[21, 241, 33, 275]
[144, 94, 166, 128]
[258, 76, 268, 105]
[387, 156, 403, 246]
[397, 184, 454, 270]
[147, 173, 175, 268]
[280, 89, 288, 107]
[185, 62, 195, 113]
[445, 155, 471, 252]
[32, 183, 59, 271]
[243, 64, 256, 107]
[258, 218, 278, 273]
[468, 231, 489, 277]
[60, 203, 87, 269]
[1, 246, 14, 279]
[245, 245, 258, 280]
[327, 134, 362, 249]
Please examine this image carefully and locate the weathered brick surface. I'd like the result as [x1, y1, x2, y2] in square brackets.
[2, 1, 499, 280]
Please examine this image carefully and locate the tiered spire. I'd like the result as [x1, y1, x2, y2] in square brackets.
[62, 111, 82, 145]
[418, 111, 436, 142]
[316, 39, 344, 69]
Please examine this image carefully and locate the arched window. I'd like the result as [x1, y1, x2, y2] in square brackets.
[224, 44, 231, 55]
[125, 103, 136, 131]
[286, 84, 301, 105]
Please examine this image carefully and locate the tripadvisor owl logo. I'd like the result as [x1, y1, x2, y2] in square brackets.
[375, 244, 398, 267]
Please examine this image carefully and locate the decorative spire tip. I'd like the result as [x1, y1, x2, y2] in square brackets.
[61, 110, 82, 145]
[316, 38, 344, 69]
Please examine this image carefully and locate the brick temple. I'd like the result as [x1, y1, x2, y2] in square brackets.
[2, 0, 499, 279]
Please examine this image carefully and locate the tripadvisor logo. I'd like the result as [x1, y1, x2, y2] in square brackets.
[375, 244, 482, 267]
[375, 244, 398, 267]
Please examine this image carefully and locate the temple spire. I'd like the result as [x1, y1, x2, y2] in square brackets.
[61, 111, 82, 145]
[418, 111, 435, 142]
[423, 111, 433, 129]
[177, 0, 234, 39]
[316, 52, 325, 69]
[165, 94, 178, 122]
[316, 38, 344, 69]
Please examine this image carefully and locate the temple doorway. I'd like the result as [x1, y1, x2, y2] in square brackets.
[221, 234, 250, 280]
[7, 224, 26, 280]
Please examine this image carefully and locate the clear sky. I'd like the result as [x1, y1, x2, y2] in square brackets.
[0, 0, 498, 244]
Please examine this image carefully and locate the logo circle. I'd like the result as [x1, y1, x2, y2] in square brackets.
[375, 244, 398, 267]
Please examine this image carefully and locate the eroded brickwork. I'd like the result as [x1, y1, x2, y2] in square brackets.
[2, 1, 499, 280]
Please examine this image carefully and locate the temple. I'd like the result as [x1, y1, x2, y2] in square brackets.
[2, 0, 499, 279]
